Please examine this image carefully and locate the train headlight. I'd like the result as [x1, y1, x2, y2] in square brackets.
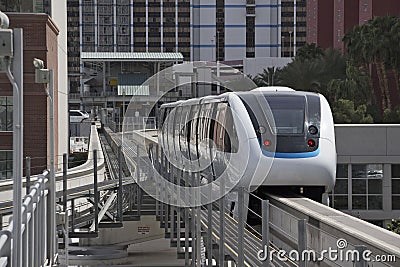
[264, 140, 271, 146]
[307, 139, 316, 147]
[308, 125, 318, 135]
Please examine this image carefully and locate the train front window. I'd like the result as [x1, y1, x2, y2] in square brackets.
[266, 96, 305, 135]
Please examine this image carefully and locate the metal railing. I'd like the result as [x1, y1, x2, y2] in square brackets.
[0, 170, 51, 267]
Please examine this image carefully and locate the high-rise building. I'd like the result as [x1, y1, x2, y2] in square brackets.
[280, 0, 307, 57]
[67, 0, 284, 95]
[306, 0, 334, 49]
[306, 0, 400, 50]
[0, 0, 51, 13]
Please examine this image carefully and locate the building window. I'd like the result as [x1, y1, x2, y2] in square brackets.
[331, 164, 348, 209]
[352, 164, 383, 210]
[0, 96, 12, 131]
[0, 150, 12, 180]
[392, 164, 400, 210]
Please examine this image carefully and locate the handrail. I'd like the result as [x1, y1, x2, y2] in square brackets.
[0, 170, 50, 266]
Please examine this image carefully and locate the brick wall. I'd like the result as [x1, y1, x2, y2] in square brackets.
[0, 13, 60, 175]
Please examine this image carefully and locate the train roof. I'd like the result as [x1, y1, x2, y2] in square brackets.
[160, 87, 320, 108]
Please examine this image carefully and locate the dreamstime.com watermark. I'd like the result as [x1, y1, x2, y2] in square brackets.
[257, 238, 397, 263]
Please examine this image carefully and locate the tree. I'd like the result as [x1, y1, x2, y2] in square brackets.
[344, 16, 400, 113]
[276, 48, 346, 101]
[295, 43, 324, 61]
[253, 67, 280, 87]
[327, 63, 371, 106]
[333, 99, 373, 123]
[387, 219, 400, 235]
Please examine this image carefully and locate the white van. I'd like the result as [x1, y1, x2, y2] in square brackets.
[69, 110, 90, 123]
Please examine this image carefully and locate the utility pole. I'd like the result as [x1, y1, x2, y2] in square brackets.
[0, 11, 24, 267]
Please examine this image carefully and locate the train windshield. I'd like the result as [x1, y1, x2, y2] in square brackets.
[266, 96, 305, 135]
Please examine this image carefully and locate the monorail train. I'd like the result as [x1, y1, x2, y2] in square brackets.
[158, 86, 336, 205]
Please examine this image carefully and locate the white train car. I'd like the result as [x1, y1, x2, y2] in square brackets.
[158, 87, 336, 204]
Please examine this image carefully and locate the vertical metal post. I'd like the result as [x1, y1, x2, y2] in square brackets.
[33, 190, 39, 266]
[64, 208, 69, 267]
[354, 245, 367, 267]
[238, 187, 245, 267]
[207, 186, 213, 267]
[118, 146, 123, 222]
[94, 149, 99, 232]
[298, 219, 307, 267]
[71, 199, 75, 233]
[171, 206, 175, 246]
[155, 144, 159, 218]
[26, 157, 31, 196]
[22, 202, 27, 267]
[191, 204, 196, 266]
[49, 68, 56, 264]
[262, 200, 270, 267]
[165, 196, 169, 235]
[63, 154, 68, 213]
[11, 27, 24, 267]
[218, 178, 225, 266]
[184, 207, 189, 266]
[62, 153, 67, 258]
[170, 165, 175, 244]
[177, 169, 181, 251]
[136, 144, 142, 217]
[195, 173, 201, 267]
[39, 178, 45, 264]
[28, 199, 33, 267]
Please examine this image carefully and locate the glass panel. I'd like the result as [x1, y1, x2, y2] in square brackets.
[336, 164, 348, 178]
[392, 164, 400, 178]
[6, 108, 12, 131]
[0, 109, 5, 131]
[266, 96, 305, 135]
[368, 179, 382, 194]
[392, 196, 400, 210]
[352, 164, 383, 178]
[352, 164, 367, 178]
[352, 196, 367, 209]
[6, 159, 12, 179]
[368, 196, 382, 210]
[334, 179, 348, 194]
[392, 179, 400, 194]
[333, 196, 348, 210]
[352, 179, 366, 194]
[0, 161, 6, 180]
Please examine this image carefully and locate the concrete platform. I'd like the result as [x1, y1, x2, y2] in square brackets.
[123, 238, 185, 266]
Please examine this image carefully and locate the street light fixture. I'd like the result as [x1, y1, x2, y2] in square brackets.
[33, 58, 56, 265]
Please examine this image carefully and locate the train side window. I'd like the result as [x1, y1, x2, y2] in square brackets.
[180, 106, 189, 152]
[209, 103, 217, 141]
[162, 108, 171, 151]
[168, 108, 176, 157]
[225, 106, 238, 153]
[214, 103, 227, 151]
[174, 107, 182, 157]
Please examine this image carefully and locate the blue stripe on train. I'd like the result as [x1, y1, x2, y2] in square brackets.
[261, 147, 320, 158]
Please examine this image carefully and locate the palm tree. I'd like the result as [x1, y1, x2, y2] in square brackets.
[276, 48, 346, 103]
[344, 18, 393, 112]
[295, 43, 324, 61]
[253, 67, 280, 86]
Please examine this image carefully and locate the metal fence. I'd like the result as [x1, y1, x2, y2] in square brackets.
[0, 170, 51, 267]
